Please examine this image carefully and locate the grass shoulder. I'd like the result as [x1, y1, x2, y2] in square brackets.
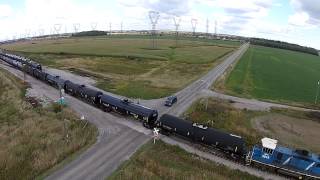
[108, 140, 261, 180]
[0, 68, 97, 180]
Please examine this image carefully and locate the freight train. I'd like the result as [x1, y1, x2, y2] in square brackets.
[0, 51, 319, 179]
[0, 51, 158, 127]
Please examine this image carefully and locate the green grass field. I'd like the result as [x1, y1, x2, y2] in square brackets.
[109, 140, 261, 180]
[1, 36, 237, 99]
[221, 45, 320, 106]
[0, 68, 97, 180]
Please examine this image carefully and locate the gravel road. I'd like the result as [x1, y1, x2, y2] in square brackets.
[202, 89, 320, 112]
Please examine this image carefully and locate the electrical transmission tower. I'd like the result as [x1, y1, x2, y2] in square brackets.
[109, 23, 112, 35]
[91, 22, 97, 31]
[54, 24, 62, 36]
[191, 19, 197, 37]
[206, 18, 209, 38]
[73, 23, 80, 33]
[173, 16, 181, 47]
[215, 20, 217, 37]
[38, 28, 45, 37]
[121, 21, 123, 33]
[148, 11, 160, 49]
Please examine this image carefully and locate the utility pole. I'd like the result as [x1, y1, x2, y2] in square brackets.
[315, 80, 320, 104]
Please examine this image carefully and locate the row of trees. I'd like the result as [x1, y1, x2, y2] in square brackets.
[72, 31, 107, 37]
[249, 38, 319, 56]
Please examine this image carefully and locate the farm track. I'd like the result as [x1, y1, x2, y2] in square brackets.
[1, 43, 288, 179]
[201, 90, 320, 112]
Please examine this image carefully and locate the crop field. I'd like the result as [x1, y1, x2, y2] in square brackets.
[0, 36, 237, 99]
[109, 140, 261, 180]
[218, 45, 320, 106]
[185, 98, 320, 152]
[0, 68, 97, 179]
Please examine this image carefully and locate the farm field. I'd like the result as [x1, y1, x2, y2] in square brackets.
[109, 140, 261, 180]
[216, 45, 320, 107]
[0, 68, 97, 180]
[185, 98, 320, 153]
[0, 36, 237, 99]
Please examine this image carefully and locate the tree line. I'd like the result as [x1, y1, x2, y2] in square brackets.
[72, 31, 107, 37]
[249, 38, 319, 56]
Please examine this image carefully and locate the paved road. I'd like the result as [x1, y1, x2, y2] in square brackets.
[0, 43, 286, 179]
[145, 43, 250, 116]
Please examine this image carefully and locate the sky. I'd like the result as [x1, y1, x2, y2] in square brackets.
[0, 0, 319, 49]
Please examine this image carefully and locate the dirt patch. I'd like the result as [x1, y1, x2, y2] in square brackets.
[252, 113, 320, 153]
[26, 87, 52, 107]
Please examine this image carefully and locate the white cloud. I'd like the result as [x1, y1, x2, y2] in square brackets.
[289, 12, 310, 27]
[290, 0, 320, 26]
[0, 4, 12, 18]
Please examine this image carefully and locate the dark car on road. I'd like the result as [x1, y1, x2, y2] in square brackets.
[165, 96, 177, 107]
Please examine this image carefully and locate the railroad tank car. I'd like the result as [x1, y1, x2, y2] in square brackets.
[157, 114, 247, 158]
[2, 53, 42, 71]
[24, 65, 35, 75]
[78, 85, 103, 105]
[33, 69, 48, 81]
[0, 55, 23, 70]
[100, 95, 158, 126]
[248, 137, 320, 179]
[157, 114, 194, 136]
[0, 55, 15, 66]
[46, 74, 66, 89]
[64, 80, 81, 96]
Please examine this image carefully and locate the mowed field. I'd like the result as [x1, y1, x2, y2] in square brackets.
[219, 45, 320, 106]
[0, 68, 97, 179]
[185, 98, 320, 153]
[1, 36, 238, 99]
[109, 140, 261, 180]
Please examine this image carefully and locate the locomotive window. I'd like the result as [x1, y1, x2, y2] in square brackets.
[263, 148, 273, 154]
[316, 164, 320, 168]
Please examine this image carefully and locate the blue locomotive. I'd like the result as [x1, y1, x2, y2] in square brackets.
[248, 137, 320, 179]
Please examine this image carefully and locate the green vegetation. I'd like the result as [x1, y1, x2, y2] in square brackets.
[185, 98, 262, 146]
[1, 37, 236, 99]
[109, 140, 261, 180]
[0, 69, 97, 180]
[250, 37, 319, 56]
[220, 45, 320, 107]
[185, 98, 320, 153]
